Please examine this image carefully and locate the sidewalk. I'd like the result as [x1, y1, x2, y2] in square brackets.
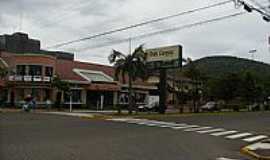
[241, 139, 270, 160]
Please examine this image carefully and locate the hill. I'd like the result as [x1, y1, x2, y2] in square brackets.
[183, 56, 270, 80]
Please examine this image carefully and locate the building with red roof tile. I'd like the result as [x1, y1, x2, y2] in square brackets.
[0, 33, 157, 109]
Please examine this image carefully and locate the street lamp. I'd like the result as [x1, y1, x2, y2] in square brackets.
[248, 49, 257, 60]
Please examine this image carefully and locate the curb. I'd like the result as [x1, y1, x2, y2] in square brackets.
[79, 114, 113, 120]
[241, 143, 270, 160]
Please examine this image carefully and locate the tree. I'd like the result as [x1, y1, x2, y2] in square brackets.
[0, 67, 8, 107]
[184, 58, 203, 113]
[51, 76, 70, 110]
[0, 67, 8, 80]
[240, 71, 257, 105]
[108, 45, 147, 114]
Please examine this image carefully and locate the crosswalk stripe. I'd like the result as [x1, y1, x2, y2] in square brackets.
[158, 123, 187, 128]
[109, 119, 266, 144]
[171, 125, 199, 130]
[197, 128, 225, 134]
[242, 135, 268, 142]
[211, 131, 238, 136]
[226, 133, 252, 139]
[184, 127, 212, 132]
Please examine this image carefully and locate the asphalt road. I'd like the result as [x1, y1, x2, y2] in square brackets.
[1, 112, 269, 160]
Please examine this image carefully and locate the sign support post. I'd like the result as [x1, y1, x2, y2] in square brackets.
[145, 45, 182, 114]
[159, 68, 167, 114]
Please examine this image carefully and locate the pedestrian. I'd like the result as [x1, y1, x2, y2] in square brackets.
[45, 99, 51, 111]
[32, 97, 36, 111]
[23, 95, 32, 112]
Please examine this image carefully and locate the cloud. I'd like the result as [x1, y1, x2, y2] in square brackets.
[0, 0, 269, 65]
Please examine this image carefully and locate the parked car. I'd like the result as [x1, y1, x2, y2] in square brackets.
[138, 102, 159, 112]
[201, 101, 219, 112]
[248, 103, 260, 111]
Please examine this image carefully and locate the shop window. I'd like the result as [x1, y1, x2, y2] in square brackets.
[44, 89, 51, 101]
[32, 89, 42, 101]
[119, 93, 128, 104]
[135, 93, 146, 104]
[29, 65, 42, 76]
[16, 65, 26, 76]
[45, 67, 53, 77]
[64, 90, 82, 103]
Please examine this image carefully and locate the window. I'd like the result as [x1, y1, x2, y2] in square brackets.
[29, 65, 42, 76]
[17, 89, 25, 101]
[44, 89, 51, 101]
[64, 90, 82, 103]
[45, 67, 53, 77]
[16, 65, 26, 76]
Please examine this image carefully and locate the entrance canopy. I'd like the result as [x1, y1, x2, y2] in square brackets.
[73, 68, 120, 91]
[73, 69, 114, 83]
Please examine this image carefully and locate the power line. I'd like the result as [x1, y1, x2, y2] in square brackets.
[32, 0, 95, 27]
[236, 0, 270, 17]
[74, 12, 246, 52]
[249, 0, 270, 14]
[46, 0, 233, 49]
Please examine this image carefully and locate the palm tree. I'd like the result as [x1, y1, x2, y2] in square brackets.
[109, 45, 147, 114]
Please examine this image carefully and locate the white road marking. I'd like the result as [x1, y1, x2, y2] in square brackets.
[245, 141, 270, 150]
[242, 135, 268, 142]
[226, 133, 252, 139]
[149, 121, 178, 126]
[184, 126, 212, 132]
[216, 157, 240, 160]
[108, 118, 131, 122]
[197, 128, 225, 134]
[210, 130, 238, 136]
[158, 123, 187, 128]
[109, 119, 267, 145]
[171, 125, 199, 130]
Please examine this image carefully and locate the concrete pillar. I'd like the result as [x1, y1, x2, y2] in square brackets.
[113, 91, 118, 106]
[81, 89, 87, 104]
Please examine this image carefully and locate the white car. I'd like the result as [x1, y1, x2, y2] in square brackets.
[138, 102, 159, 112]
[201, 101, 219, 112]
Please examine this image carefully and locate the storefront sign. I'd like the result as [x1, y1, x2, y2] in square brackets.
[146, 45, 182, 69]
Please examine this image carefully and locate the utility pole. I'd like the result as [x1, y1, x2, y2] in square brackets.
[128, 38, 132, 54]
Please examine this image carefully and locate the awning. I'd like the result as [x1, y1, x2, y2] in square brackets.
[73, 69, 114, 83]
[86, 83, 120, 91]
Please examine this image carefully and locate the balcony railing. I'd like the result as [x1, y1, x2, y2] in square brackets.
[8, 75, 52, 82]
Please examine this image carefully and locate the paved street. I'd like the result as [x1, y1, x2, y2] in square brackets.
[1, 112, 269, 160]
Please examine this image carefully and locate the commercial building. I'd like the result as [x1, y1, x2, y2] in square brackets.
[0, 32, 157, 109]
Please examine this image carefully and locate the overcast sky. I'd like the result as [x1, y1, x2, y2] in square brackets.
[0, 0, 269, 65]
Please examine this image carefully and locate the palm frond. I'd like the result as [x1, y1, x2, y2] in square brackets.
[133, 44, 146, 61]
[108, 50, 126, 63]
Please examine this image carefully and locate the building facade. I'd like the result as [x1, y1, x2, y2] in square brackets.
[0, 32, 157, 109]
